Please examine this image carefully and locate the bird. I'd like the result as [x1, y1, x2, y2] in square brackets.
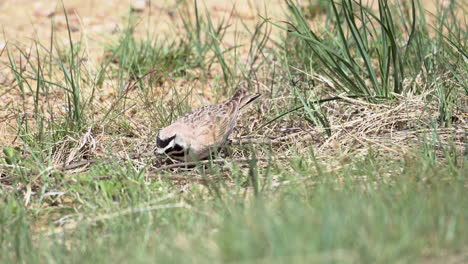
[155, 83, 261, 161]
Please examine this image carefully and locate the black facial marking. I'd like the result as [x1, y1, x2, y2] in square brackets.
[172, 144, 184, 152]
[164, 144, 185, 155]
[156, 134, 176, 148]
[171, 152, 186, 157]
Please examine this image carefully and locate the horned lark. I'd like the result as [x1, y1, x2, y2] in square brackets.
[155, 84, 261, 161]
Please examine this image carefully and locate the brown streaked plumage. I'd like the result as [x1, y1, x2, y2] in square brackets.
[155, 85, 261, 161]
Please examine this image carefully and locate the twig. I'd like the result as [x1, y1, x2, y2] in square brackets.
[230, 138, 273, 145]
[231, 130, 314, 145]
[150, 157, 283, 172]
[45, 202, 189, 236]
[59, 160, 95, 171]
[0, 164, 27, 169]
[332, 93, 390, 108]
[148, 174, 210, 183]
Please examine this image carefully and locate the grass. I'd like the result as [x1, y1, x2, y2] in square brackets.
[1, 151, 466, 263]
[0, 0, 467, 263]
[104, 16, 195, 80]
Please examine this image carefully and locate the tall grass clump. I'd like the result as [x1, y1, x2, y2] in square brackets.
[104, 19, 195, 81]
[180, 0, 234, 87]
[5, 8, 94, 149]
[102, 0, 240, 127]
[0, 5, 107, 189]
[281, 0, 467, 101]
[106, 1, 235, 85]
[101, 19, 196, 130]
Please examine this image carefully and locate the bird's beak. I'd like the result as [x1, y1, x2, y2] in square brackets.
[157, 149, 165, 154]
[154, 148, 165, 156]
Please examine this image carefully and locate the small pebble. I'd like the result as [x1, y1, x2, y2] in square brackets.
[131, 0, 147, 12]
[0, 40, 6, 50]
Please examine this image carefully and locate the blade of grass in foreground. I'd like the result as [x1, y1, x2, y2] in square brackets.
[0, 150, 465, 263]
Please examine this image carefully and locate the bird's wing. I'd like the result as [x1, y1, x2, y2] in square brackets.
[179, 102, 238, 147]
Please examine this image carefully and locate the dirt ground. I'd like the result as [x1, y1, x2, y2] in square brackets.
[0, 0, 450, 146]
[0, 0, 286, 57]
[0, 0, 290, 144]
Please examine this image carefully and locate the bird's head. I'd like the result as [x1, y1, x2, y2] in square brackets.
[155, 128, 186, 157]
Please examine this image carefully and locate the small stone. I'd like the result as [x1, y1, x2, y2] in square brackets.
[33, 2, 55, 17]
[69, 25, 80, 32]
[0, 40, 6, 51]
[0, 72, 8, 85]
[131, 0, 147, 12]
[440, 0, 452, 8]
